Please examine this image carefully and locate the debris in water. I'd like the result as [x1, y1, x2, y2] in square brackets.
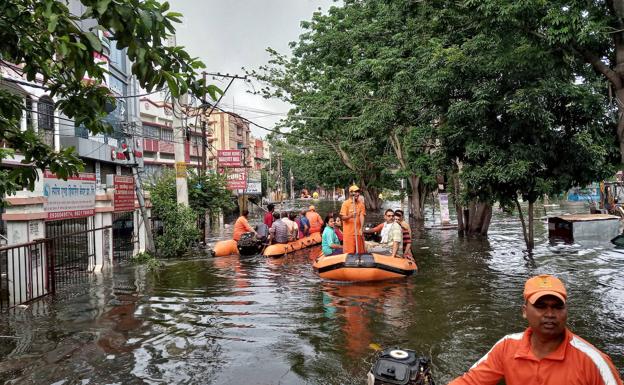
[106, 355, 115, 360]
[369, 343, 382, 351]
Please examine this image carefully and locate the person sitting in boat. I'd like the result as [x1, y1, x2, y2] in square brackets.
[264, 204, 275, 227]
[332, 213, 344, 244]
[288, 211, 299, 241]
[296, 209, 310, 238]
[364, 209, 403, 258]
[306, 205, 324, 234]
[267, 212, 289, 244]
[233, 209, 256, 242]
[322, 215, 343, 256]
[393, 209, 412, 258]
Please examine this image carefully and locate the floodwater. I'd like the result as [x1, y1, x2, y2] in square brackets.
[1, 200, 623, 384]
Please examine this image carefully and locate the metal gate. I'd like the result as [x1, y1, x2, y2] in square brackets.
[112, 211, 135, 261]
[45, 217, 96, 284]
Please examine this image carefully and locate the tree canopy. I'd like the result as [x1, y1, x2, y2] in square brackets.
[252, 0, 619, 249]
[0, 0, 220, 197]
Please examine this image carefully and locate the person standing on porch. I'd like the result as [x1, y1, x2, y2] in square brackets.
[340, 185, 366, 254]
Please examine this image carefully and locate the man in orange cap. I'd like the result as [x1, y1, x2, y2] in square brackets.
[305, 205, 323, 234]
[340, 185, 366, 254]
[448, 274, 623, 385]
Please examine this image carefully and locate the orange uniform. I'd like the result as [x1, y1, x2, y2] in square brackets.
[449, 327, 623, 385]
[232, 216, 253, 241]
[340, 198, 366, 254]
[306, 210, 324, 234]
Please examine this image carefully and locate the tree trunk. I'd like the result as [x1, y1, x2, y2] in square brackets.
[360, 186, 381, 211]
[466, 199, 492, 235]
[515, 198, 530, 249]
[408, 175, 426, 221]
[515, 198, 536, 252]
[452, 173, 464, 233]
[528, 200, 535, 251]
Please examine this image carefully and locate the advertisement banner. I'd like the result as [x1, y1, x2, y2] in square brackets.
[217, 149, 243, 167]
[222, 167, 247, 190]
[113, 175, 135, 212]
[438, 193, 450, 225]
[43, 171, 96, 220]
[242, 170, 261, 195]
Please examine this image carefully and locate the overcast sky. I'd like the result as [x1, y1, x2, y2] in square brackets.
[169, 0, 336, 138]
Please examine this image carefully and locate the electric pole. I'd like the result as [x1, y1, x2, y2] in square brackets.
[173, 94, 189, 206]
[289, 168, 294, 201]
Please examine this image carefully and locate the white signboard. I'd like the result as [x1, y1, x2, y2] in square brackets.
[43, 171, 96, 220]
[243, 181, 262, 195]
[438, 193, 450, 225]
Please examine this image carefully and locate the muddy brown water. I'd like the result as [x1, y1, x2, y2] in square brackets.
[0, 200, 623, 384]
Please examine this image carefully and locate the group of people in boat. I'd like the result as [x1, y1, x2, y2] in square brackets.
[232, 185, 413, 259]
[326, 185, 413, 258]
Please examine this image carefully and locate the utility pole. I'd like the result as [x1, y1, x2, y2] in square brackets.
[128, 122, 155, 253]
[200, 72, 208, 178]
[276, 154, 283, 208]
[173, 94, 189, 206]
[289, 168, 294, 201]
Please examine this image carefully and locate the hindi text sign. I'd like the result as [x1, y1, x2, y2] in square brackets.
[43, 171, 96, 220]
[217, 150, 243, 167]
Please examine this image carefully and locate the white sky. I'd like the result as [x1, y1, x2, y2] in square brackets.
[169, 0, 336, 138]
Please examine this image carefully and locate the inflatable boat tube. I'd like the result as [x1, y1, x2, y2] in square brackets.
[263, 232, 322, 258]
[213, 239, 239, 257]
[313, 253, 417, 281]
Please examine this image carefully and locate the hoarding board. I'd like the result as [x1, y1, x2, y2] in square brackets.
[112, 175, 135, 212]
[217, 149, 243, 167]
[222, 167, 247, 190]
[43, 171, 96, 220]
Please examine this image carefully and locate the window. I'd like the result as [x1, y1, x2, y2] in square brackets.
[38, 96, 55, 147]
[160, 128, 173, 142]
[25, 96, 34, 130]
[108, 44, 126, 71]
[144, 125, 159, 139]
[37, 96, 54, 131]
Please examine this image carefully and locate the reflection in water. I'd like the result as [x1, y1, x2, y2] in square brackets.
[0, 200, 622, 384]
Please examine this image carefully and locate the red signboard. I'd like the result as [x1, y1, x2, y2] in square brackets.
[113, 175, 135, 212]
[217, 149, 243, 167]
[222, 167, 247, 190]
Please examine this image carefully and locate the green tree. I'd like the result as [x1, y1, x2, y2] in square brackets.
[0, 0, 220, 197]
[425, 0, 618, 246]
[464, 0, 624, 164]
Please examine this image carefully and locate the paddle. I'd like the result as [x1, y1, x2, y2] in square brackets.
[353, 194, 359, 255]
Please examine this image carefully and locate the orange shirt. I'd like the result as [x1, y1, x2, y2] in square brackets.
[233, 216, 253, 241]
[340, 198, 366, 236]
[449, 327, 623, 385]
[306, 211, 324, 234]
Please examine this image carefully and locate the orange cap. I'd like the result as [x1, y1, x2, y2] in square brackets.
[523, 274, 567, 304]
[309, 205, 315, 211]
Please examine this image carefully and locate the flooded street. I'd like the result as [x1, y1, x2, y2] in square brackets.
[1, 200, 623, 384]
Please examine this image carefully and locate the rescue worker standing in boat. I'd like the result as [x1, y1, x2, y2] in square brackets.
[340, 185, 366, 254]
[448, 274, 623, 385]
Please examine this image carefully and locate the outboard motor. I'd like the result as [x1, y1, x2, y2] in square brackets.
[237, 232, 262, 255]
[367, 348, 435, 385]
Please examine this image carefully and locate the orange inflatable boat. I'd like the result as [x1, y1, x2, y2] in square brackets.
[213, 232, 322, 258]
[263, 232, 322, 258]
[213, 239, 239, 257]
[313, 253, 417, 281]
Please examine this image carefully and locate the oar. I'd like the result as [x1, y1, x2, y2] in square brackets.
[353, 194, 359, 255]
[248, 197, 268, 212]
